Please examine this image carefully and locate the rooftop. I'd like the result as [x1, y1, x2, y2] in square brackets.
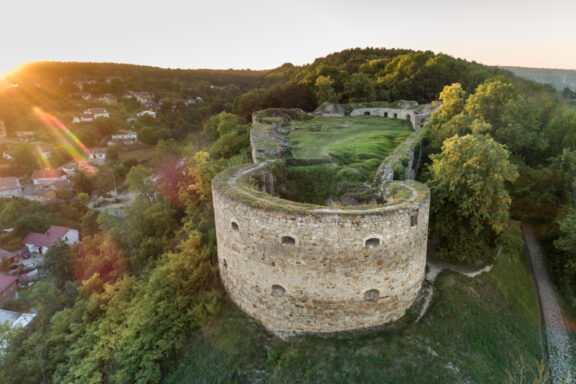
[0, 275, 17, 292]
[23, 225, 74, 247]
[0, 177, 20, 192]
[31, 169, 64, 180]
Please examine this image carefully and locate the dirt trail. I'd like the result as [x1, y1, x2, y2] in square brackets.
[522, 223, 575, 383]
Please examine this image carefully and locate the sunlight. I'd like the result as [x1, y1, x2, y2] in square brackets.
[33, 107, 97, 174]
[0, 62, 24, 80]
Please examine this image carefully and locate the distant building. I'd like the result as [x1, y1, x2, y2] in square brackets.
[31, 169, 66, 186]
[32, 144, 53, 159]
[0, 275, 18, 305]
[94, 93, 117, 105]
[109, 130, 138, 145]
[15, 131, 34, 142]
[1, 149, 14, 161]
[70, 92, 92, 100]
[73, 108, 110, 123]
[22, 187, 57, 202]
[137, 110, 156, 118]
[23, 225, 79, 255]
[0, 177, 22, 198]
[0, 309, 35, 329]
[88, 147, 107, 161]
[128, 91, 155, 105]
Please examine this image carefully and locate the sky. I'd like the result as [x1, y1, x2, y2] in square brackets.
[1, 0, 575, 75]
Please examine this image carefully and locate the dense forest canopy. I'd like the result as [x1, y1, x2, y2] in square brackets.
[0, 47, 575, 383]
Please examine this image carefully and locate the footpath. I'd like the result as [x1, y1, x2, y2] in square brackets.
[522, 223, 575, 383]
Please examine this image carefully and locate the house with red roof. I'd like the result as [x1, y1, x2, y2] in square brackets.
[23, 225, 79, 255]
[31, 169, 67, 186]
[0, 275, 18, 305]
[0, 177, 22, 198]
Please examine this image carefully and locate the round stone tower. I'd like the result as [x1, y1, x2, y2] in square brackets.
[211, 163, 429, 336]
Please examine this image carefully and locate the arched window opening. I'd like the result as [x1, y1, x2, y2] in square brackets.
[406, 115, 411, 122]
[364, 111, 371, 116]
[393, 113, 398, 118]
[364, 238, 381, 248]
[231, 221, 239, 231]
[281, 236, 296, 245]
[384, 112, 389, 118]
[364, 289, 380, 301]
[271, 284, 286, 295]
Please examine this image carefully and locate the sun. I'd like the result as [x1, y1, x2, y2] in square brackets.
[0, 62, 24, 80]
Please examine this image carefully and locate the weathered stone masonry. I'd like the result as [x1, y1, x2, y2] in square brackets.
[212, 163, 430, 335]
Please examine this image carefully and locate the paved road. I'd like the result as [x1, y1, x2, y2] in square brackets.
[522, 223, 575, 383]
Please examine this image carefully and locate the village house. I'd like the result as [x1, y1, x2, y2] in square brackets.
[33, 144, 53, 159]
[88, 147, 107, 162]
[31, 169, 67, 186]
[94, 93, 117, 105]
[109, 130, 138, 145]
[22, 187, 57, 202]
[128, 91, 155, 105]
[0, 248, 23, 267]
[69, 91, 92, 100]
[0, 177, 22, 198]
[15, 131, 34, 142]
[0, 275, 18, 305]
[23, 225, 79, 255]
[73, 108, 110, 123]
[1, 149, 14, 161]
[137, 110, 156, 118]
[0, 309, 35, 330]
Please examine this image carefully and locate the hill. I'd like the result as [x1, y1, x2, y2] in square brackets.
[501, 66, 576, 91]
[166, 230, 544, 383]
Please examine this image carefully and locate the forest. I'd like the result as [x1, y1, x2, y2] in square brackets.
[0, 48, 575, 383]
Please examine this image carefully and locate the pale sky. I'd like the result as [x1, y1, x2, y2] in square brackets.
[1, 0, 575, 75]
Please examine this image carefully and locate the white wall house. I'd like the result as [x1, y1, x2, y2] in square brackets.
[31, 169, 67, 186]
[0, 177, 22, 198]
[23, 226, 79, 255]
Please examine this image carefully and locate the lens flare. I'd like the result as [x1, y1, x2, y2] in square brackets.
[33, 107, 97, 174]
[32, 143, 53, 169]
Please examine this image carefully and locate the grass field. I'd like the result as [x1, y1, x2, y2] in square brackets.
[289, 116, 412, 178]
[166, 230, 544, 384]
[117, 145, 158, 163]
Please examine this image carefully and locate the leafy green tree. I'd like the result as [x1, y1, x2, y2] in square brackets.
[314, 75, 339, 104]
[44, 241, 72, 288]
[125, 165, 155, 201]
[428, 134, 518, 263]
[344, 73, 376, 102]
[554, 210, 576, 294]
[464, 79, 517, 128]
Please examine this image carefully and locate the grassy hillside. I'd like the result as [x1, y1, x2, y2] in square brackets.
[165, 229, 543, 384]
[501, 66, 576, 91]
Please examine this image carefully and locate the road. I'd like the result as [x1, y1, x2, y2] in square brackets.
[522, 223, 575, 383]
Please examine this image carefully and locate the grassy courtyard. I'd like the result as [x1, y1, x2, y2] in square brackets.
[288, 116, 413, 179]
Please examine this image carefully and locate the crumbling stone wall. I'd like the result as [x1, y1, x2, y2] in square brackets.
[212, 163, 430, 336]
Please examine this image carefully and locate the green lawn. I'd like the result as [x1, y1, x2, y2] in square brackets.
[165, 230, 544, 384]
[289, 116, 412, 178]
[118, 145, 158, 163]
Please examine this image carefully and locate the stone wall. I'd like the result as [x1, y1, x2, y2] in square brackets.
[212, 164, 430, 335]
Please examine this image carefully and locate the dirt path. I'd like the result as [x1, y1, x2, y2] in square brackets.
[522, 223, 575, 383]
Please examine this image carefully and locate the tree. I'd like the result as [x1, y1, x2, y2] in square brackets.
[464, 79, 517, 128]
[428, 134, 518, 263]
[44, 241, 72, 288]
[344, 73, 376, 102]
[125, 165, 155, 201]
[554, 210, 576, 294]
[314, 75, 339, 104]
